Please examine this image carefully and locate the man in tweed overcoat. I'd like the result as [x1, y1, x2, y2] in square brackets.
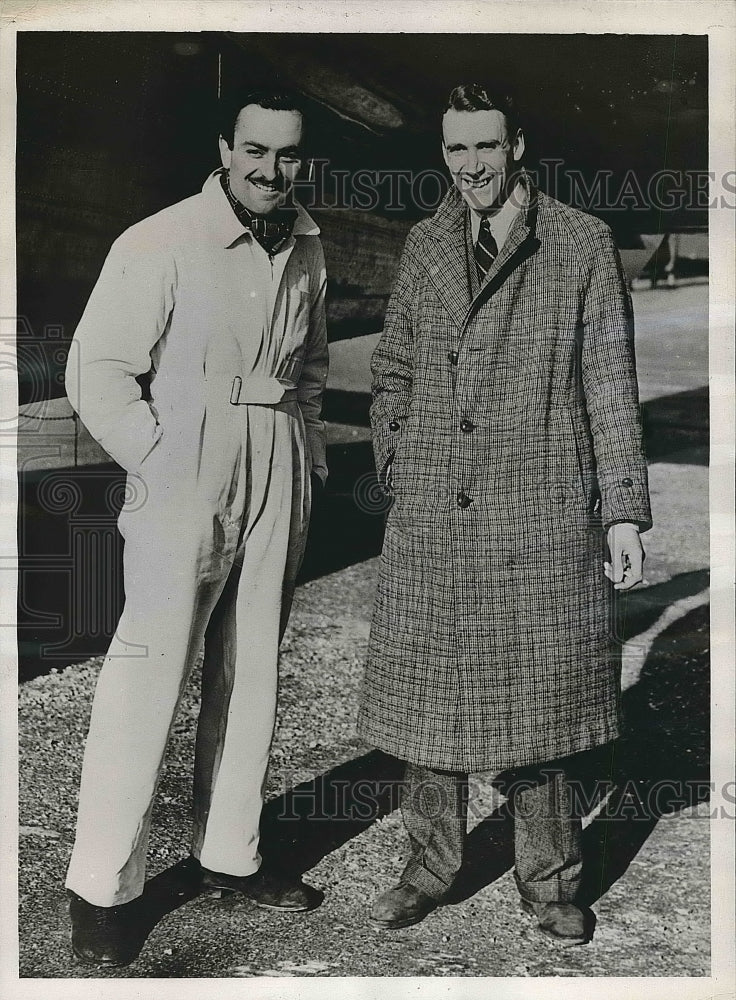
[358, 84, 651, 945]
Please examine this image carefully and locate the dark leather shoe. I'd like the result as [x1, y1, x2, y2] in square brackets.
[197, 861, 323, 912]
[521, 899, 589, 946]
[69, 891, 147, 967]
[370, 882, 439, 930]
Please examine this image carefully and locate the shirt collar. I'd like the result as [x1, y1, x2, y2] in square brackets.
[201, 169, 320, 247]
[426, 168, 538, 243]
[469, 181, 527, 251]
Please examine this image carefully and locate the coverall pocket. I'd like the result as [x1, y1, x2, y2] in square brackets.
[138, 431, 163, 468]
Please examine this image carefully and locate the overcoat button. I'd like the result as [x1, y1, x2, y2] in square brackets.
[621, 477, 634, 487]
[457, 491, 472, 509]
[448, 351, 459, 366]
[388, 420, 400, 432]
[460, 419, 475, 433]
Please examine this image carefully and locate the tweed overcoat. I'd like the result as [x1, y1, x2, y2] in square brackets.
[357, 179, 652, 773]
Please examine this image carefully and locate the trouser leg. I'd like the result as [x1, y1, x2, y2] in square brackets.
[65, 521, 232, 907]
[511, 767, 583, 904]
[192, 437, 297, 876]
[399, 762, 468, 900]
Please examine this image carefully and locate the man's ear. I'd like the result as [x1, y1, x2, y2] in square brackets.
[441, 140, 450, 169]
[512, 129, 525, 162]
[218, 135, 232, 170]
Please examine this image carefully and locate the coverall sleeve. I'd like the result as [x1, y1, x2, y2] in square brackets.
[370, 229, 419, 489]
[580, 224, 653, 531]
[65, 232, 177, 473]
[298, 239, 329, 483]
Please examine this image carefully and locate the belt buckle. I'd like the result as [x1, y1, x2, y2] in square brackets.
[230, 376, 242, 405]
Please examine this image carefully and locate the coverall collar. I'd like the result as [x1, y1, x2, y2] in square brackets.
[201, 170, 320, 248]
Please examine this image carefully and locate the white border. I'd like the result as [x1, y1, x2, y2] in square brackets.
[1, 2, 734, 998]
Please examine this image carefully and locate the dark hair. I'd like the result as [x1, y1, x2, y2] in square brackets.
[444, 84, 521, 137]
[218, 90, 307, 149]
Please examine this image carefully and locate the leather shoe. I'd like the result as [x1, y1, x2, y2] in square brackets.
[69, 891, 147, 967]
[196, 860, 323, 912]
[521, 899, 589, 946]
[370, 882, 439, 930]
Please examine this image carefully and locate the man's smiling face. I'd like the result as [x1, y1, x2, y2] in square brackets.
[219, 104, 304, 216]
[442, 108, 524, 213]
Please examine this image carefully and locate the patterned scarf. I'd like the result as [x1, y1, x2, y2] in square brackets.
[219, 170, 297, 256]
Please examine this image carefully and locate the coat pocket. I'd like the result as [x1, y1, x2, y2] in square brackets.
[383, 495, 448, 577]
[565, 409, 585, 494]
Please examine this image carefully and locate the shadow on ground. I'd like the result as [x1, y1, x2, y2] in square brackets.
[449, 596, 710, 907]
[641, 386, 708, 465]
[120, 750, 406, 936]
[115, 574, 709, 938]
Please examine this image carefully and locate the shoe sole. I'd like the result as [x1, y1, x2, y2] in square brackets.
[520, 900, 587, 947]
[203, 884, 320, 912]
[536, 927, 587, 948]
[369, 908, 437, 931]
[254, 900, 317, 912]
[71, 944, 140, 967]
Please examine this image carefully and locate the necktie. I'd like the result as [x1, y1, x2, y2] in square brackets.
[474, 215, 499, 283]
[220, 170, 296, 257]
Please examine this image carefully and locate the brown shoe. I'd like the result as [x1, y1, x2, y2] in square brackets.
[69, 891, 147, 967]
[370, 882, 439, 930]
[197, 861, 323, 912]
[521, 899, 589, 946]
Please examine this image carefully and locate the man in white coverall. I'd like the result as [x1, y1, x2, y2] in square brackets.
[64, 90, 328, 967]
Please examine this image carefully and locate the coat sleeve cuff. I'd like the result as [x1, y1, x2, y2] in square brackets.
[600, 477, 652, 532]
[372, 416, 403, 485]
[305, 426, 327, 483]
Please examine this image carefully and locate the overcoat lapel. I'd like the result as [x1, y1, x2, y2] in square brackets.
[461, 192, 541, 336]
[422, 179, 542, 335]
[421, 191, 471, 331]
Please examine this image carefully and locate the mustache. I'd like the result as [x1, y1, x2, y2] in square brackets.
[246, 172, 289, 192]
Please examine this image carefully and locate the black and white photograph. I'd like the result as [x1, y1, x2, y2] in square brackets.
[1, 1, 734, 993]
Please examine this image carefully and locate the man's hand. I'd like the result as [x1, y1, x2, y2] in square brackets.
[310, 471, 325, 499]
[604, 522, 645, 591]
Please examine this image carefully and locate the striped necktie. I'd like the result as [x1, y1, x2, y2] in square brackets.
[474, 215, 499, 283]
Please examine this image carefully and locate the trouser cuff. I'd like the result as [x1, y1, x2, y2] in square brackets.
[401, 858, 452, 901]
[192, 849, 261, 879]
[514, 869, 580, 904]
[65, 875, 142, 909]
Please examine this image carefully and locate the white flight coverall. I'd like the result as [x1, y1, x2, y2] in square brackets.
[64, 171, 329, 907]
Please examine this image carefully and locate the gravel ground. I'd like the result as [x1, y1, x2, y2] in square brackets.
[18, 458, 712, 979]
